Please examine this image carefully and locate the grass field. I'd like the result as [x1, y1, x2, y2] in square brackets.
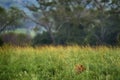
[0, 45, 120, 80]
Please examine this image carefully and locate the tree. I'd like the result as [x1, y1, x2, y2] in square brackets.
[32, 32, 52, 46]
[0, 6, 24, 34]
[23, 0, 92, 44]
[87, 0, 120, 45]
[24, 0, 120, 45]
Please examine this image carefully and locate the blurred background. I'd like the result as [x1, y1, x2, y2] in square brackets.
[0, 0, 120, 46]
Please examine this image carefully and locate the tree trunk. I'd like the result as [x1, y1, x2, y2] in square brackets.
[48, 29, 55, 45]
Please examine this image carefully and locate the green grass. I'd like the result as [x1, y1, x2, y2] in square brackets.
[0, 45, 120, 80]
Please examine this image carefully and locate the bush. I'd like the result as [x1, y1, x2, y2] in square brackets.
[56, 23, 86, 45]
[32, 32, 52, 46]
[1, 32, 32, 46]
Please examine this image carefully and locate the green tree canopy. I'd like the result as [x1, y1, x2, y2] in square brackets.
[24, 0, 120, 46]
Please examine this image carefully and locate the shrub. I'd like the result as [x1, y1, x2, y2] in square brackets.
[1, 32, 32, 46]
[32, 32, 52, 46]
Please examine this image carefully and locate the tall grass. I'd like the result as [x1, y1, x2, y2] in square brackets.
[0, 45, 120, 80]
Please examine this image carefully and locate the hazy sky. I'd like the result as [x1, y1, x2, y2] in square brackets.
[0, 0, 38, 8]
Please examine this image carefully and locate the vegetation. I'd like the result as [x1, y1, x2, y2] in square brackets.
[0, 0, 120, 46]
[0, 1, 120, 80]
[0, 46, 120, 80]
[0, 32, 32, 46]
[24, 0, 120, 46]
[0, 6, 24, 33]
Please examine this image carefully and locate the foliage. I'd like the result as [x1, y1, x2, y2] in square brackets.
[56, 23, 86, 45]
[0, 6, 24, 33]
[0, 32, 32, 46]
[32, 32, 52, 46]
[0, 46, 120, 80]
[23, 0, 120, 46]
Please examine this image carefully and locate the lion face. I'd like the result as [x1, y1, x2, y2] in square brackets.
[74, 64, 86, 74]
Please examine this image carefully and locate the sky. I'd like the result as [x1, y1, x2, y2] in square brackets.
[0, 0, 38, 8]
[0, 0, 40, 18]
[0, 0, 38, 35]
[0, 0, 19, 8]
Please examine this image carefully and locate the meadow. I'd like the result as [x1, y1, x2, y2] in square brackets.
[0, 45, 120, 80]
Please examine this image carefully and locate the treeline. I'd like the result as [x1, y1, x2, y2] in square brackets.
[0, 0, 120, 46]
[33, 21, 120, 46]
[25, 0, 120, 46]
[0, 24, 120, 46]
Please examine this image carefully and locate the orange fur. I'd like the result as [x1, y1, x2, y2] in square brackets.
[74, 64, 86, 74]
